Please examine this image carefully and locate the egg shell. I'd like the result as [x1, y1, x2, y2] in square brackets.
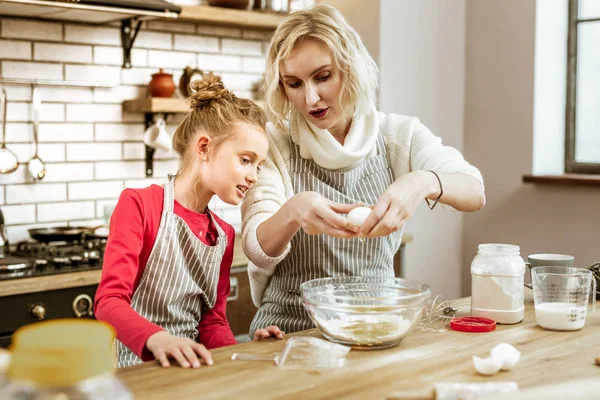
[346, 206, 372, 226]
[490, 343, 521, 370]
[472, 355, 503, 376]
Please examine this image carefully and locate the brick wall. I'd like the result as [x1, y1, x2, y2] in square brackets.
[0, 16, 271, 242]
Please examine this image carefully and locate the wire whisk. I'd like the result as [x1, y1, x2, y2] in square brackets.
[419, 295, 458, 332]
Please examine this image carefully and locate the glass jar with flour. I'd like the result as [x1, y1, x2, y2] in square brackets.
[471, 244, 525, 324]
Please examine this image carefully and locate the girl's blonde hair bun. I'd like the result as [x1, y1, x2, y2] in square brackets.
[189, 72, 235, 109]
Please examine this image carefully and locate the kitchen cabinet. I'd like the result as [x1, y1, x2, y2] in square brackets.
[117, 290, 600, 399]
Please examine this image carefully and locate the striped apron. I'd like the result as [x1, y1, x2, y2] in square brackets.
[249, 131, 401, 335]
[116, 174, 227, 368]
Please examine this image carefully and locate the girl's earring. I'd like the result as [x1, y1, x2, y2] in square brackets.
[203, 157, 208, 162]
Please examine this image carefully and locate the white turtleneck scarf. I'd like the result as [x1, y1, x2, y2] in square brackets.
[293, 108, 380, 170]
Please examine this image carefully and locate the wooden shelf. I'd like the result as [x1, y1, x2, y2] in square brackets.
[177, 5, 285, 30]
[123, 97, 263, 114]
[523, 173, 600, 187]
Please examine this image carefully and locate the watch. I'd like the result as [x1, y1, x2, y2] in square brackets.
[179, 66, 205, 97]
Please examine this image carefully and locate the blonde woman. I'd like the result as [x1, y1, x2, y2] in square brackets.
[242, 5, 485, 335]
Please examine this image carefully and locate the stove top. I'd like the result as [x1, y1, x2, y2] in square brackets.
[0, 238, 106, 280]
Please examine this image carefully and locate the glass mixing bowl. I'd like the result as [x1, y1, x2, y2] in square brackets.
[300, 277, 431, 349]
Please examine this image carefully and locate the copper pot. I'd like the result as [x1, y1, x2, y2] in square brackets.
[148, 69, 176, 98]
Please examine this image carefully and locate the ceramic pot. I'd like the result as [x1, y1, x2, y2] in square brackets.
[148, 69, 176, 98]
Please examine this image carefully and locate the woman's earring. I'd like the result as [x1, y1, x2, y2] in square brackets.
[203, 157, 208, 162]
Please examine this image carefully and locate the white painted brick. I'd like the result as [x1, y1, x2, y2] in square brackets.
[0, 186, 4, 205]
[37, 201, 95, 223]
[1, 19, 62, 41]
[96, 199, 118, 222]
[0, 39, 31, 60]
[121, 67, 155, 85]
[234, 90, 253, 99]
[95, 123, 143, 141]
[124, 178, 164, 189]
[174, 34, 218, 53]
[64, 25, 120, 45]
[93, 46, 147, 67]
[242, 29, 273, 41]
[93, 86, 144, 103]
[220, 72, 263, 91]
[37, 87, 93, 103]
[72, 218, 104, 227]
[123, 143, 176, 160]
[2, 61, 62, 80]
[2, 84, 31, 101]
[4, 123, 30, 143]
[2, 204, 35, 224]
[8, 143, 65, 163]
[242, 56, 266, 73]
[153, 159, 179, 176]
[66, 104, 122, 122]
[197, 53, 241, 72]
[196, 25, 241, 38]
[34, 43, 92, 63]
[217, 206, 241, 230]
[135, 30, 172, 50]
[7, 103, 65, 122]
[6, 223, 49, 243]
[222, 38, 262, 56]
[42, 163, 94, 182]
[6, 183, 67, 204]
[68, 180, 123, 200]
[0, 166, 29, 184]
[67, 143, 121, 161]
[65, 64, 120, 85]
[39, 123, 94, 142]
[147, 20, 195, 33]
[148, 50, 196, 69]
[95, 161, 145, 180]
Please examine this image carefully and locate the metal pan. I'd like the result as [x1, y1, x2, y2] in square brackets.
[28, 226, 98, 242]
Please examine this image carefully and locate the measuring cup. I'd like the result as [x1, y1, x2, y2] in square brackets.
[231, 336, 350, 368]
[531, 266, 596, 331]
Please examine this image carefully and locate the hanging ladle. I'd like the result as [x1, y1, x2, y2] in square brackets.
[0, 89, 19, 174]
[28, 88, 46, 181]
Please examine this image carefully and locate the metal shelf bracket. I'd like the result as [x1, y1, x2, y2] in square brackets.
[121, 18, 143, 69]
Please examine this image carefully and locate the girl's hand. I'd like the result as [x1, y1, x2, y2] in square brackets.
[146, 331, 213, 368]
[290, 191, 361, 238]
[253, 325, 285, 341]
[359, 171, 439, 238]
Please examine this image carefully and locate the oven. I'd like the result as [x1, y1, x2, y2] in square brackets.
[0, 284, 97, 348]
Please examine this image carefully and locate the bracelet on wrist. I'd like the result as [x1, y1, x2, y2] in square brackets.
[425, 170, 443, 210]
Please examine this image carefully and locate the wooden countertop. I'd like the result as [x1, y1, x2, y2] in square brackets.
[117, 291, 600, 399]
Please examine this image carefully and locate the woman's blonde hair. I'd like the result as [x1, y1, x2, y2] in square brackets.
[173, 72, 266, 173]
[264, 4, 378, 130]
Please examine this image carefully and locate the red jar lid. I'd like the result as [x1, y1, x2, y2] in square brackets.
[450, 316, 496, 333]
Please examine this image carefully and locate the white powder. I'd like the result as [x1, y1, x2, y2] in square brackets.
[471, 275, 523, 311]
[315, 314, 413, 346]
[535, 302, 587, 331]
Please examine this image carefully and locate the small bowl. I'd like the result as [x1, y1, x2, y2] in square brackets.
[301, 277, 431, 349]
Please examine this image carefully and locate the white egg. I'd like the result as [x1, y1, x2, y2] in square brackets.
[346, 206, 372, 226]
[490, 343, 521, 371]
[472, 355, 503, 376]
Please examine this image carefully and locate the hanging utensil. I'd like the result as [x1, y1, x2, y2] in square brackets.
[28, 88, 46, 181]
[0, 89, 19, 174]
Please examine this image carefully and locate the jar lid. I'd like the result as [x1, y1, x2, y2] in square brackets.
[9, 319, 116, 387]
[450, 316, 496, 333]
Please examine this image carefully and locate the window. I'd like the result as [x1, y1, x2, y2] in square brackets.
[565, 0, 600, 173]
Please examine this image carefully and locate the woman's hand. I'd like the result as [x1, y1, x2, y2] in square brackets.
[290, 191, 361, 238]
[253, 325, 285, 341]
[359, 171, 439, 238]
[146, 331, 213, 368]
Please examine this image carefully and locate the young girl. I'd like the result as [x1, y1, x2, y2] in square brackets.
[95, 73, 283, 369]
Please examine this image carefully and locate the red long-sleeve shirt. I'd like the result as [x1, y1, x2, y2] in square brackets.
[94, 185, 237, 361]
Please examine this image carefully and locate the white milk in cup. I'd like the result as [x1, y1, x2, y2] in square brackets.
[532, 266, 596, 331]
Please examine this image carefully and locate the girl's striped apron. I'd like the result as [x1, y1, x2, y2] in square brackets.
[116, 174, 227, 368]
[249, 131, 401, 335]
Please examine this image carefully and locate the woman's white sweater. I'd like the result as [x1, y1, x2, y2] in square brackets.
[241, 112, 483, 306]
